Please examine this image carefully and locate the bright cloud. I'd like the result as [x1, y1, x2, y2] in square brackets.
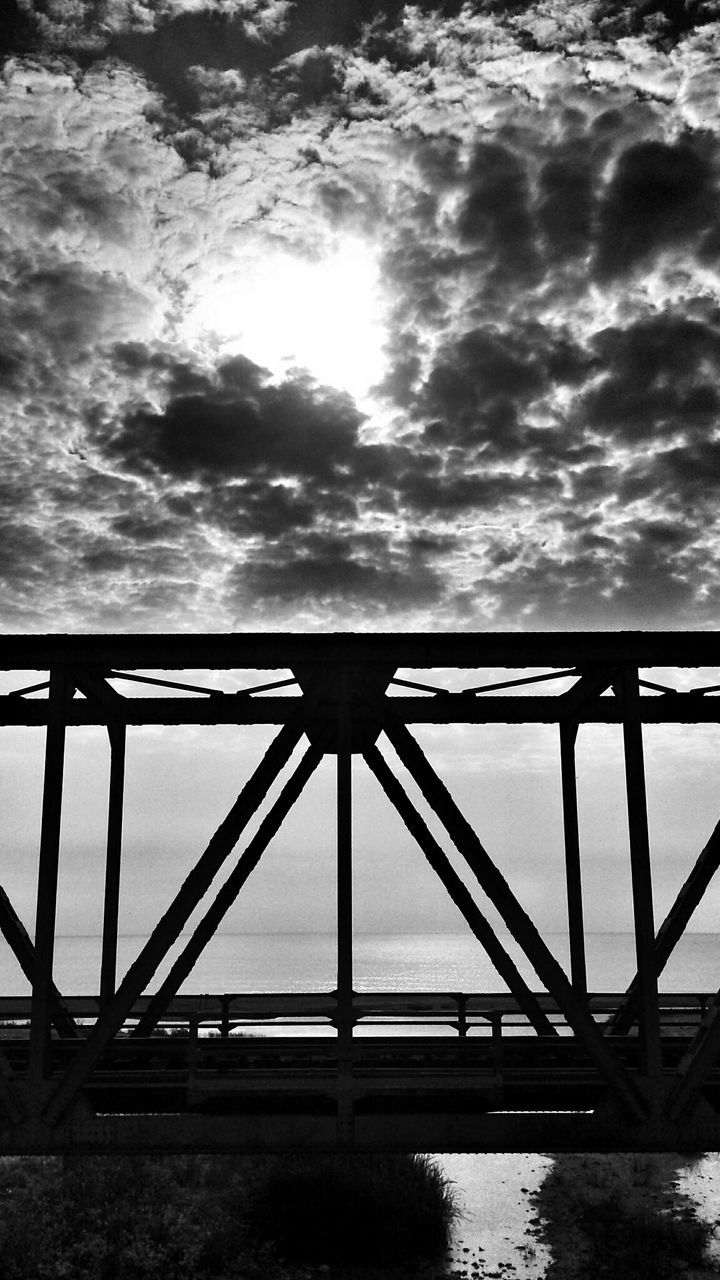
[183, 235, 389, 399]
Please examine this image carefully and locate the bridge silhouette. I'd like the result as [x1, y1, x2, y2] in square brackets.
[1, 631, 720, 1154]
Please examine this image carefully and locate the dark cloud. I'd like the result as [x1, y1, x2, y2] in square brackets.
[0, 517, 58, 590]
[33, 166, 135, 243]
[414, 328, 541, 451]
[0, 0, 40, 57]
[618, 439, 720, 510]
[112, 343, 216, 398]
[488, 531, 702, 629]
[2, 260, 154, 384]
[456, 142, 540, 285]
[593, 1, 720, 47]
[582, 314, 720, 442]
[93, 342, 560, 616]
[104, 342, 542, 547]
[538, 150, 594, 260]
[0, 351, 24, 390]
[238, 530, 445, 608]
[376, 123, 720, 457]
[92, 352, 430, 609]
[268, 47, 345, 113]
[595, 138, 720, 279]
[395, 468, 532, 514]
[110, 512, 187, 543]
[61, 3, 412, 124]
[15, 263, 106, 352]
[212, 478, 356, 539]
[410, 324, 589, 456]
[106, 356, 367, 483]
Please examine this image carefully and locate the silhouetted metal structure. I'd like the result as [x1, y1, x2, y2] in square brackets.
[1, 631, 720, 1152]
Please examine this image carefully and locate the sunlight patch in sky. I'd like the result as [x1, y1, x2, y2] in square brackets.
[185, 236, 388, 399]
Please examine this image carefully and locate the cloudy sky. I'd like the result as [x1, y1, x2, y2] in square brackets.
[3, 0, 720, 633]
[3, 1, 720, 967]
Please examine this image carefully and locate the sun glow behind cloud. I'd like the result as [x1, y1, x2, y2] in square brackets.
[184, 236, 388, 400]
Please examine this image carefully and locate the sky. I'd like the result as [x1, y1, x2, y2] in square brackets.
[3, 0, 720, 971]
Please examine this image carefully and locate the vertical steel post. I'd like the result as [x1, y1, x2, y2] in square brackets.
[559, 720, 587, 997]
[620, 665, 662, 1078]
[100, 723, 126, 1008]
[336, 681, 354, 1144]
[29, 666, 69, 1098]
[337, 694, 353, 1045]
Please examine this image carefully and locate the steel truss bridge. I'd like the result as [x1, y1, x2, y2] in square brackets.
[2, 631, 720, 1154]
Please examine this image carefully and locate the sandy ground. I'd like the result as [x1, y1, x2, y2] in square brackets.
[298, 1152, 720, 1280]
[436, 1152, 720, 1280]
[440, 1153, 552, 1279]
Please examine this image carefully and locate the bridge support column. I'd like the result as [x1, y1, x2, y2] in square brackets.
[29, 667, 70, 1101]
[559, 720, 587, 997]
[100, 723, 126, 1008]
[619, 666, 662, 1079]
[336, 694, 355, 1144]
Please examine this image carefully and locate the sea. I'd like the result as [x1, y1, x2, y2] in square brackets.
[2, 930, 719, 1278]
[2, 929, 718, 997]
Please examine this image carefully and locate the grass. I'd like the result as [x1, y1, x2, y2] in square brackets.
[0, 1151, 458, 1279]
[532, 1152, 716, 1279]
[245, 1152, 459, 1267]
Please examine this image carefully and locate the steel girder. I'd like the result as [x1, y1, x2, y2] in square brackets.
[2, 631, 720, 1151]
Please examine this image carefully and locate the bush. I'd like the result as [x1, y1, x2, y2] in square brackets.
[245, 1152, 458, 1267]
[532, 1153, 715, 1280]
[0, 1151, 458, 1278]
[0, 1154, 275, 1280]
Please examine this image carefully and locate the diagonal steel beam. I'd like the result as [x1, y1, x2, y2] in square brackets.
[363, 743, 556, 1036]
[0, 886, 78, 1038]
[133, 742, 323, 1036]
[609, 817, 720, 1036]
[559, 721, 587, 996]
[70, 668, 126, 717]
[381, 715, 647, 1121]
[41, 713, 308, 1127]
[558, 667, 618, 719]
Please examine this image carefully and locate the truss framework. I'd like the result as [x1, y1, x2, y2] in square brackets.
[1, 631, 720, 1152]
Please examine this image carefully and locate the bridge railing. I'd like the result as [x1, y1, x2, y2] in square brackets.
[0, 989, 711, 1042]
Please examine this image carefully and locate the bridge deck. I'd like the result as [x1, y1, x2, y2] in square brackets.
[2, 992, 718, 1153]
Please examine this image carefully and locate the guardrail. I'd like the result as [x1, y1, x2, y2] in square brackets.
[1, 991, 719, 1152]
[0, 990, 712, 1040]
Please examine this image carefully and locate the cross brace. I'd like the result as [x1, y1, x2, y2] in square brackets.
[4, 635, 720, 1148]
